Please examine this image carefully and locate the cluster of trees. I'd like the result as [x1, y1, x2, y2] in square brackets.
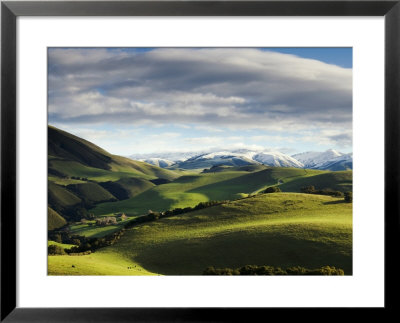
[48, 244, 67, 255]
[263, 186, 282, 194]
[203, 265, 345, 275]
[70, 176, 88, 181]
[48, 244, 92, 256]
[95, 216, 117, 226]
[300, 185, 344, 197]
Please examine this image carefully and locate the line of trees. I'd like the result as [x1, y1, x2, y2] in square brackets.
[203, 265, 345, 275]
[301, 185, 352, 202]
[124, 200, 228, 228]
[300, 185, 344, 197]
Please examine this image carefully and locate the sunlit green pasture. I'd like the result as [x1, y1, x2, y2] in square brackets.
[48, 251, 157, 275]
[49, 193, 352, 275]
[48, 240, 76, 250]
[68, 217, 135, 238]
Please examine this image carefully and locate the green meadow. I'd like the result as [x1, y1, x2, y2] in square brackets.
[48, 251, 156, 276]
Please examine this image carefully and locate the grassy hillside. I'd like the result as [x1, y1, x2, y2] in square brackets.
[99, 178, 155, 200]
[66, 182, 117, 205]
[48, 207, 67, 230]
[91, 171, 252, 217]
[48, 126, 180, 182]
[279, 171, 352, 192]
[48, 181, 82, 213]
[48, 252, 157, 275]
[48, 125, 112, 170]
[48, 193, 352, 275]
[91, 167, 335, 217]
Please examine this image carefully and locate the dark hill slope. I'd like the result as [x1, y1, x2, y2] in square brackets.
[48, 125, 180, 181]
[49, 126, 112, 170]
[48, 181, 82, 213]
[66, 182, 117, 205]
[48, 207, 67, 230]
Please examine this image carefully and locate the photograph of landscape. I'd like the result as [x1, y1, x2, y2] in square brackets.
[48, 47, 352, 276]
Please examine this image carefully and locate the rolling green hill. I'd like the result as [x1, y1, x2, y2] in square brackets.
[66, 182, 117, 205]
[48, 207, 67, 230]
[279, 171, 352, 192]
[48, 193, 352, 275]
[91, 170, 254, 217]
[48, 126, 180, 182]
[48, 181, 82, 214]
[99, 177, 155, 200]
[49, 125, 112, 170]
[91, 166, 349, 218]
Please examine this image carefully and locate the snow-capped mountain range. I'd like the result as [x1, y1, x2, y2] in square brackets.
[130, 148, 352, 171]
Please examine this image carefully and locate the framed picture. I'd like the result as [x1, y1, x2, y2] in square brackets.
[1, 0, 399, 320]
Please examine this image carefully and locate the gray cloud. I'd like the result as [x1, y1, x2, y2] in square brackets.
[328, 133, 353, 147]
[48, 48, 352, 132]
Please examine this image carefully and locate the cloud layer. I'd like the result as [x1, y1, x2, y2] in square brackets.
[48, 48, 352, 153]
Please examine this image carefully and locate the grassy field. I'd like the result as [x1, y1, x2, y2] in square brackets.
[49, 193, 352, 275]
[68, 221, 129, 238]
[48, 251, 157, 275]
[67, 215, 136, 238]
[48, 240, 76, 250]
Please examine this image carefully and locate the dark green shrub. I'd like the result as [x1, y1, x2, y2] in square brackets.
[344, 191, 352, 203]
[48, 244, 66, 255]
[301, 186, 316, 194]
[203, 266, 217, 275]
[264, 186, 281, 194]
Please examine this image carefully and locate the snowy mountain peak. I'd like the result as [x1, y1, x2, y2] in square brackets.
[140, 158, 175, 168]
[253, 151, 304, 168]
[292, 149, 343, 168]
[130, 148, 352, 171]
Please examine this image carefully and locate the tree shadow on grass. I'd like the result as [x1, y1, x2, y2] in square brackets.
[323, 200, 347, 205]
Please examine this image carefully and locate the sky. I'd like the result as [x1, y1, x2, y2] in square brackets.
[48, 47, 352, 156]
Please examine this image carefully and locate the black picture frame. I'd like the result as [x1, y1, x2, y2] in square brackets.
[1, 1, 399, 321]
